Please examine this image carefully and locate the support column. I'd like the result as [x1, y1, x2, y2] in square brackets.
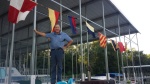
[135, 33, 144, 84]
[129, 29, 136, 82]
[0, 18, 3, 67]
[8, 24, 15, 84]
[76, 39, 78, 80]
[118, 16, 126, 82]
[31, 0, 37, 75]
[63, 52, 65, 80]
[72, 52, 74, 78]
[87, 32, 91, 81]
[124, 36, 130, 80]
[60, 0, 62, 32]
[79, 0, 84, 81]
[102, 0, 109, 81]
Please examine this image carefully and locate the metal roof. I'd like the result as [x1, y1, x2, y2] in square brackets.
[0, 0, 139, 58]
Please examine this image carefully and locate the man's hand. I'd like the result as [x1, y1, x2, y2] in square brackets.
[63, 45, 67, 50]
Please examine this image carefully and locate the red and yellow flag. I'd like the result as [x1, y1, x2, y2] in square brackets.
[98, 32, 107, 48]
[48, 8, 60, 32]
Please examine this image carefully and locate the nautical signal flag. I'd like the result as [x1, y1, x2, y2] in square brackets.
[48, 8, 60, 32]
[98, 32, 107, 48]
[8, 0, 37, 23]
[110, 39, 119, 52]
[118, 42, 125, 53]
[85, 22, 96, 38]
[68, 16, 77, 34]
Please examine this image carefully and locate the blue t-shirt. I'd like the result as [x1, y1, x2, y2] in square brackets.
[46, 32, 72, 49]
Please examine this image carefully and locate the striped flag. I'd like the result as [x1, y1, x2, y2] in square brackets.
[68, 16, 77, 34]
[110, 39, 119, 51]
[8, 0, 37, 23]
[86, 22, 96, 38]
[48, 8, 60, 32]
[98, 32, 107, 48]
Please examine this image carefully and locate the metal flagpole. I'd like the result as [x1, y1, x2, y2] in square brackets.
[102, 0, 109, 81]
[0, 18, 3, 67]
[115, 37, 121, 83]
[8, 23, 15, 84]
[72, 52, 74, 78]
[79, 0, 84, 81]
[76, 39, 78, 80]
[124, 36, 130, 80]
[47, 50, 50, 84]
[60, 0, 62, 32]
[118, 16, 126, 82]
[35, 47, 37, 75]
[129, 29, 136, 82]
[5, 22, 10, 83]
[63, 52, 65, 80]
[87, 32, 91, 81]
[135, 33, 144, 84]
[31, 0, 37, 75]
[43, 52, 45, 74]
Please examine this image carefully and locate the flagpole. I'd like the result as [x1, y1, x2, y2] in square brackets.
[76, 39, 78, 80]
[8, 23, 15, 84]
[79, 0, 84, 81]
[115, 37, 121, 83]
[135, 33, 144, 84]
[118, 16, 126, 83]
[60, 0, 62, 32]
[31, 0, 37, 75]
[87, 31, 91, 81]
[129, 29, 136, 82]
[102, 1, 109, 82]
[124, 36, 130, 80]
[72, 51, 74, 78]
[63, 52, 65, 80]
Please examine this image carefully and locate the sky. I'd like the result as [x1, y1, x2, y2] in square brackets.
[110, 0, 150, 54]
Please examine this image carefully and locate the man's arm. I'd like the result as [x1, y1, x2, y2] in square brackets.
[63, 40, 73, 49]
[34, 30, 46, 37]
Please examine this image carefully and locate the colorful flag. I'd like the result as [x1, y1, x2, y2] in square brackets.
[110, 39, 119, 51]
[85, 22, 96, 38]
[68, 16, 77, 34]
[8, 0, 37, 23]
[98, 32, 107, 48]
[48, 8, 60, 32]
[118, 42, 125, 53]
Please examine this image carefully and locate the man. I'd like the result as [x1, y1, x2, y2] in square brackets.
[34, 24, 73, 84]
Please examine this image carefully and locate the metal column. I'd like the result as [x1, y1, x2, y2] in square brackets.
[102, 0, 109, 81]
[129, 29, 136, 82]
[8, 24, 15, 84]
[79, 0, 84, 81]
[31, 0, 37, 75]
[60, 0, 62, 32]
[72, 52, 74, 78]
[135, 33, 144, 84]
[76, 39, 78, 80]
[63, 53, 65, 80]
[124, 36, 130, 80]
[0, 18, 3, 67]
[118, 16, 126, 82]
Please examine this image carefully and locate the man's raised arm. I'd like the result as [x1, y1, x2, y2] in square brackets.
[34, 29, 46, 37]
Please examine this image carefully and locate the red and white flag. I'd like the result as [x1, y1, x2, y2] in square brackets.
[8, 0, 37, 23]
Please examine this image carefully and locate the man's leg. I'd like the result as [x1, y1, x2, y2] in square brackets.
[56, 49, 64, 82]
[50, 51, 57, 84]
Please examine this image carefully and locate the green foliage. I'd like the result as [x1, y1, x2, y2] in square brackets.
[31, 41, 150, 76]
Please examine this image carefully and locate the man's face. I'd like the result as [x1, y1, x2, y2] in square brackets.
[54, 24, 60, 33]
